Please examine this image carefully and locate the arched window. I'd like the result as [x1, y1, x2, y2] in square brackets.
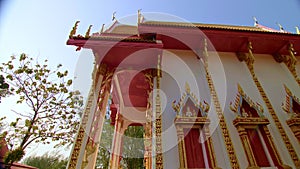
[282, 85, 300, 142]
[230, 84, 288, 169]
[173, 83, 219, 169]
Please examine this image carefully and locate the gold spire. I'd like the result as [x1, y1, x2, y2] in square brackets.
[296, 26, 300, 35]
[69, 21, 80, 38]
[85, 25, 92, 38]
[112, 11, 116, 21]
[253, 16, 258, 27]
[276, 22, 285, 32]
[100, 24, 105, 33]
[138, 9, 142, 24]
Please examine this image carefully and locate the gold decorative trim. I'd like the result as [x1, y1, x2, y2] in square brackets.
[230, 84, 264, 117]
[230, 84, 274, 168]
[110, 113, 126, 169]
[231, 104, 287, 168]
[272, 44, 300, 85]
[155, 54, 164, 169]
[144, 71, 154, 169]
[237, 42, 300, 167]
[69, 21, 80, 38]
[286, 44, 298, 84]
[172, 83, 210, 116]
[282, 85, 300, 142]
[174, 120, 219, 169]
[173, 82, 219, 168]
[67, 66, 114, 169]
[203, 39, 240, 169]
[67, 90, 96, 169]
[85, 25, 93, 38]
[282, 85, 300, 118]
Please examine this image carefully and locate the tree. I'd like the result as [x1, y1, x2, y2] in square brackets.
[121, 126, 145, 169]
[96, 118, 114, 169]
[0, 74, 10, 102]
[23, 152, 68, 169]
[0, 54, 83, 167]
[95, 112, 145, 169]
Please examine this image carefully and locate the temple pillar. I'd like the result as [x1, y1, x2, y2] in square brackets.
[176, 127, 187, 169]
[154, 55, 164, 169]
[203, 125, 220, 169]
[84, 82, 111, 169]
[67, 63, 112, 169]
[144, 121, 153, 169]
[236, 126, 258, 169]
[110, 114, 128, 169]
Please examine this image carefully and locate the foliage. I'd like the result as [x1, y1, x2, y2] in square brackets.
[95, 109, 145, 169]
[0, 54, 83, 165]
[96, 118, 114, 169]
[23, 152, 68, 169]
[0, 74, 10, 102]
[121, 126, 145, 169]
[4, 147, 25, 165]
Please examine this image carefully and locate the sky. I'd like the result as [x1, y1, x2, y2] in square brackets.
[0, 0, 300, 158]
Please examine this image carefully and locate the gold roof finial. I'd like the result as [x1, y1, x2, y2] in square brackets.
[253, 16, 258, 27]
[138, 9, 142, 24]
[276, 22, 285, 32]
[85, 25, 92, 38]
[296, 26, 300, 35]
[100, 24, 105, 33]
[69, 21, 80, 38]
[112, 11, 117, 21]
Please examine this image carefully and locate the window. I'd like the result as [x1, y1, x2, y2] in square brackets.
[231, 84, 287, 168]
[173, 83, 218, 169]
[282, 85, 300, 142]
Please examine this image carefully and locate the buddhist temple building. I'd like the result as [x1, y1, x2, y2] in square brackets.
[66, 12, 300, 169]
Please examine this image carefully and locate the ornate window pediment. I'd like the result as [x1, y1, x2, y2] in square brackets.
[172, 82, 210, 119]
[282, 85, 300, 142]
[172, 83, 219, 169]
[230, 84, 266, 123]
[282, 85, 300, 118]
[230, 84, 288, 168]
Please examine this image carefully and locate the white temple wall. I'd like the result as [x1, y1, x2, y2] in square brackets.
[253, 53, 300, 167]
[160, 49, 226, 168]
[212, 51, 257, 168]
[158, 49, 299, 169]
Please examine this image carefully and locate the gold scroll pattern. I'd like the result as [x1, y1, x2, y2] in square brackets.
[67, 64, 109, 169]
[144, 71, 155, 169]
[81, 67, 114, 168]
[286, 44, 300, 85]
[68, 91, 95, 169]
[273, 44, 300, 85]
[282, 85, 300, 142]
[203, 39, 240, 169]
[155, 55, 164, 169]
[239, 42, 300, 167]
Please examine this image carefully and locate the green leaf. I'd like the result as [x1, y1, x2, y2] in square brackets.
[6, 74, 13, 80]
[67, 79, 72, 86]
[25, 119, 31, 127]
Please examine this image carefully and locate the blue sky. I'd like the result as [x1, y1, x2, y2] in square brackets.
[1, 0, 300, 100]
[0, 0, 299, 157]
[1, 0, 300, 77]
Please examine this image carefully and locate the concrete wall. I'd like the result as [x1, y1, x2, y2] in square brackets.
[159, 49, 299, 169]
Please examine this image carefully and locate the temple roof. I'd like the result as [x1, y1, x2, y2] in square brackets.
[67, 19, 300, 54]
[141, 21, 276, 33]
